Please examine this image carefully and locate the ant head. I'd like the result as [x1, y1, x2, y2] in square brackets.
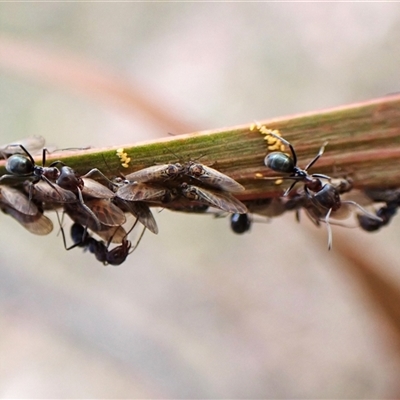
[56, 166, 83, 191]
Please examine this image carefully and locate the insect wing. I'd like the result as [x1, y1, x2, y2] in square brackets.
[1, 205, 53, 235]
[116, 182, 168, 202]
[248, 198, 286, 218]
[82, 178, 115, 199]
[85, 199, 126, 227]
[26, 181, 76, 204]
[181, 184, 247, 214]
[64, 203, 102, 232]
[115, 198, 158, 234]
[96, 225, 128, 244]
[186, 163, 245, 192]
[0, 186, 38, 216]
[125, 164, 180, 183]
[0, 135, 45, 158]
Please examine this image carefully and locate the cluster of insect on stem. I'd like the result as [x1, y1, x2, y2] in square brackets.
[0, 135, 249, 265]
[0, 131, 396, 259]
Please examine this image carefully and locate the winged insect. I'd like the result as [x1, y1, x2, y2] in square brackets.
[65, 220, 145, 266]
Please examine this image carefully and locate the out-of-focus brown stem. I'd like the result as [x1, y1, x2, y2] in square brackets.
[1, 94, 400, 200]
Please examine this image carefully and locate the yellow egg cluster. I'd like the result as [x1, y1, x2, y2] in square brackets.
[250, 123, 286, 152]
[116, 148, 131, 168]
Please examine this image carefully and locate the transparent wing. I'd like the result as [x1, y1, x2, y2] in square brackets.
[0, 186, 38, 216]
[116, 182, 168, 202]
[85, 199, 126, 227]
[181, 184, 247, 214]
[186, 163, 245, 192]
[82, 178, 115, 199]
[1, 206, 53, 235]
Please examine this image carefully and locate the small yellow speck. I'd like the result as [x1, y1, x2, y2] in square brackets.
[275, 179, 283, 185]
[255, 172, 264, 178]
[250, 123, 256, 131]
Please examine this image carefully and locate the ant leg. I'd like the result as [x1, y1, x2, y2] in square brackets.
[82, 168, 119, 188]
[283, 180, 299, 196]
[5, 144, 36, 164]
[342, 200, 384, 222]
[324, 207, 333, 250]
[304, 141, 328, 171]
[129, 225, 147, 254]
[311, 173, 331, 181]
[76, 187, 102, 231]
[56, 213, 87, 251]
[265, 132, 297, 166]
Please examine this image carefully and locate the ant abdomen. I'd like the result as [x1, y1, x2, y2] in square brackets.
[6, 154, 35, 176]
[230, 213, 251, 234]
[264, 152, 294, 174]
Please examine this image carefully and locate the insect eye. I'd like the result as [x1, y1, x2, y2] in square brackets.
[6, 154, 34, 175]
[264, 152, 294, 174]
[166, 165, 179, 175]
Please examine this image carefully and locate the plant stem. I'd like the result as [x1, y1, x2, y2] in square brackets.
[2, 94, 400, 201]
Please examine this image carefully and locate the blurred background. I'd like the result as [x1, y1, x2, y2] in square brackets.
[1, 3, 400, 397]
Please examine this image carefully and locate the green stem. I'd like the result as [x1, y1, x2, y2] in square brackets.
[2, 94, 400, 201]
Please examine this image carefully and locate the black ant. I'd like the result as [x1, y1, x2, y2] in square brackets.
[357, 202, 398, 232]
[63, 221, 145, 266]
[1, 144, 116, 230]
[0, 145, 61, 186]
[288, 179, 382, 249]
[356, 188, 400, 232]
[263, 132, 331, 195]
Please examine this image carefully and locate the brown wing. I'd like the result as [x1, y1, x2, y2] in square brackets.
[185, 162, 245, 192]
[181, 184, 247, 214]
[64, 203, 125, 240]
[0, 186, 38, 216]
[116, 182, 168, 202]
[1, 206, 53, 235]
[27, 181, 77, 204]
[96, 225, 127, 244]
[85, 199, 126, 227]
[82, 178, 115, 199]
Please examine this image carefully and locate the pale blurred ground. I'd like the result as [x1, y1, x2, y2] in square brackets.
[1, 3, 400, 398]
